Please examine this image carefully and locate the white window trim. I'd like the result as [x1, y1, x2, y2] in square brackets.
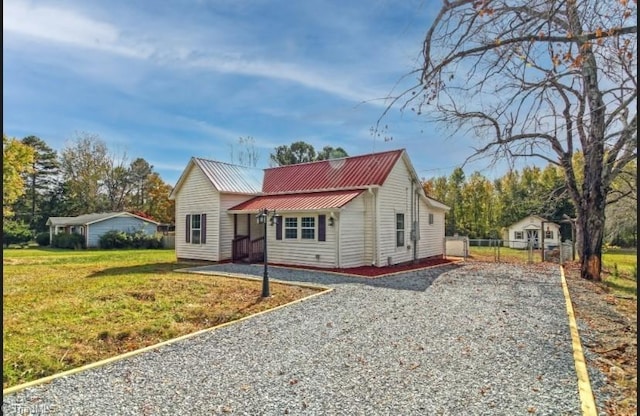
[396, 212, 405, 248]
[283, 215, 318, 241]
[191, 213, 202, 245]
[284, 217, 298, 240]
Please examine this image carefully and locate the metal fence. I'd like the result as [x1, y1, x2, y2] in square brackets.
[445, 237, 575, 264]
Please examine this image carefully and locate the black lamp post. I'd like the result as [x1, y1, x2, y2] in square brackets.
[256, 208, 278, 298]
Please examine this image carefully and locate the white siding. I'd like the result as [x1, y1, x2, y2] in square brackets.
[506, 215, 561, 249]
[219, 194, 256, 260]
[362, 191, 374, 265]
[267, 212, 336, 267]
[174, 165, 221, 261]
[338, 195, 366, 268]
[376, 159, 415, 265]
[417, 199, 446, 258]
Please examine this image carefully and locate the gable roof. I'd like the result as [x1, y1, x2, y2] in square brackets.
[170, 157, 263, 199]
[228, 190, 364, 212]
[508, 215, 559, 228]
[262, 149, 404, 193]
[46, 212, 159, 226]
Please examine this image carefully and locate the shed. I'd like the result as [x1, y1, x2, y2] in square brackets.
[505, 215, 561, 249]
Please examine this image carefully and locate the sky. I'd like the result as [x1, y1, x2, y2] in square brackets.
[3, 0, 514, 187]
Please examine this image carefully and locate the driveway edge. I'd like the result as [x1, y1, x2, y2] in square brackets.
[560, 265, 598, 416]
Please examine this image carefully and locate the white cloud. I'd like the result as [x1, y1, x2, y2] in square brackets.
[3, 0, 398, 106]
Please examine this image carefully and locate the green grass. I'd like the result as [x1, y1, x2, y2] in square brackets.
[3, 248, 323, 389]
[602, 248, 637, 297]
[468, 245, 542, 262]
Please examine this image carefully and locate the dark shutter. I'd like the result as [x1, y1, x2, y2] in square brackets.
[201, 214, 207, 244]
[186, 215, 191, 243]
[276, 216, 282, 240]
[318, 215, 326, 242]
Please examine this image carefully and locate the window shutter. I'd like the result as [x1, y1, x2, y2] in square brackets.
[201, 213, 207, 244]
[185, 215, 191, 243]
[318, 215, 326, 242]
[276, 216, 282, 240]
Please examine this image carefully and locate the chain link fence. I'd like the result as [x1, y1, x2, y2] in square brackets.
[445, 237, 575, 264]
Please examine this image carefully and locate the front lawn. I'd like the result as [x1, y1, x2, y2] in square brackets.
[3, 248, 323, 389]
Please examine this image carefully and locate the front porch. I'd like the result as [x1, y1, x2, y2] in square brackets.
[230, 213, 265, 263]
[232, 235, 264, 263]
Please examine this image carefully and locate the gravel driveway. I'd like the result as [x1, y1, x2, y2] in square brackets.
[3, 262, 585, 415]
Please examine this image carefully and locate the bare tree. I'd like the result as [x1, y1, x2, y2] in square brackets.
[230, 136, 260, 167]
[385, 0, 637, 280]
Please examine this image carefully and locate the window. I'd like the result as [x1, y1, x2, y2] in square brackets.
[428, 213, 434, 225]
[545, 230, 553, 239]
[186, 213, 206, 244]
[191, 214, 201, 244]
[514, 231, 524, 240]
[301, 217, 315, 239]
[396, 213, 405, 247]
[285, 217, 298, 239]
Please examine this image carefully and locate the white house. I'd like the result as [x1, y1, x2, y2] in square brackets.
[46, 212, 159, 248]
[504, 215, 561, 249]
[169, 149, 450, 269]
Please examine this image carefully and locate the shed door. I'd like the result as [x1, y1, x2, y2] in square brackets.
[526, 229, 539, 248]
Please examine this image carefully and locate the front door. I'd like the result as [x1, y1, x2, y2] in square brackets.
[526, 229, 539, 248]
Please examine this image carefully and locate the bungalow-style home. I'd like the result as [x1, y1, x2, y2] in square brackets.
[169, 149, 450, 269]
[504, 214, 561, 249]
[46, 212, 159, 248]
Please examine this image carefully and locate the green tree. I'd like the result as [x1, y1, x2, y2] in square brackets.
[446, 167, 466, 236]
[144, 173, 175, 225]
[14, 136, 60, 231]
[316, 146, 348, 161]
[2, 219, 32, 247]
[129, 158, 153, 210]
[60, 133, 110, 214]
[3, 135, 35, 219]
[270, 141, 317, 166]
[393, 0, 636, 280]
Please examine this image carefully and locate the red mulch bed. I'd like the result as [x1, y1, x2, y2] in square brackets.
[270, 256, 456, 278]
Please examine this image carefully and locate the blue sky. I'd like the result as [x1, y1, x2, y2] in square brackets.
[3, 0, 511, 186]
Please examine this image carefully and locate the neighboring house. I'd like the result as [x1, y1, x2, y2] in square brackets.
[46, 212, 159, 248]
[170, 149, 450, 269]
[504, 215, 561, 249]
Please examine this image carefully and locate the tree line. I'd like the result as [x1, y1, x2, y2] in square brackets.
[423, 160, 636, 247]
[3, 133, 175, 237]
[4, 133, 635, 251]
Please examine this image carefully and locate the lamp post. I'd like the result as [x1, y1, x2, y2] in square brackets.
[256, 208, 279, 298]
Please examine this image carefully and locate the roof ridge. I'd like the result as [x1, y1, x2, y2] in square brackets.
[193, 157, 262, 170]
[265, 148, 405, 170]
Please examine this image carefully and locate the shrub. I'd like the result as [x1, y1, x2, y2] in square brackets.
[52, 233, 85, 249]
[2, 220, 33, 247]
[99, 230, 130, 249]
[99, 230, 162, 249]
[35, 232, 50, 247]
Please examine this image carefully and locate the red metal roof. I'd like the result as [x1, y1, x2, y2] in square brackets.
[228, 190, 365, 212]
[263, 149, 404, 193]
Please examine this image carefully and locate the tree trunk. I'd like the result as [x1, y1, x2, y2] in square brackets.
[578, 155, 606, 281]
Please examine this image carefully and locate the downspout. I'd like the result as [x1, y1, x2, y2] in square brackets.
[411, 180, 416, 262]
[335, 212, 340, 268]
[368, 187, 377, 266]
[414, 186, 419, 261]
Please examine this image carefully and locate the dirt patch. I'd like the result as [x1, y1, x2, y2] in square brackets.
[563, 262, 637, 416]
